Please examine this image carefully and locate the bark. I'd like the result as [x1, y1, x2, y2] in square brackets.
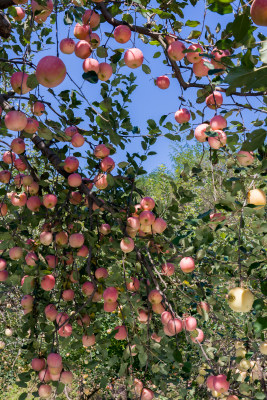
[0, 11, 11, 39]
[0, 0, 14, 9]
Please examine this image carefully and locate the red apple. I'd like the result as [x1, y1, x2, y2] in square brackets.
[114, 25, 131, 43]
[167, 41, 186, 61]
[60, 38, 75, 54]
[156, 75, 170, 89]
[124, 48, 144, 69]
[175, 108, 190, 124]
[5, 112, 27, 132]
[36, 56, 66, 88]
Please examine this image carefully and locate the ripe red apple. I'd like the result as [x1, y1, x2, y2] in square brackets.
[11, 192, 27, 207]
[165, 34, 177, 44]
[194, 123, 208, 142]
[161, 262, 175, 276]
[197, 301, 210, 315]
[64, 156, 79, 173]
[82, 334, 96, 346]
[134, 379, 144, 396]
[94, 144, 110, 158]
[250, 0, 267, 26]
[3, 151, 16, 164]
[120, 237, 135, 253]
[60, 371, 73, 384]
[21, 294, 34, 309]
[114, 25, 131, 43]
[0, 270, 8, 281]
[139, 210, 155, 226]
[186, 43, 203, 63]
[32, 0, 53, 23]
[69, 233, 84, 248]
[100, 156, 115, 172]
[191, 328, 204, 343]
[65, 126, 78, 137]
[36, 56, 66, 88]
[70, 191, 83, 205]
[74, 23, 91, 40]
[184, 316, 197, 331]
[213, 375, 230, 393]
[68, 173, 82, 187]
[161, 311, 172, 326]
[56, 312, 68, 326]
[45, 304, 57, 321]
[82, 9, 100, 28]
[14, 159, 27, 171]
[39, 368, 51, 383]
[151, 332, 162, 342]
[77, 314, 90, 327]
[47, 353, 62, 368]
[98, 62, 113, 81]
[95, 267, 108, 280]
[156, 75, 170, 89]
[104, 301, 118, 312]
[10, 71, 31, 94]
[175, 108, 191, 124]
[94, 173, 108, 189]
[124, 48, 144, 68]
[148, 289, 162, 304]
[11, 138, 26, 154]
[77, 245, 89, 257]
[9, 246, 23, 260]
[5, 112, 27, 132]
[210, 115, 227, 130]
[83, 58, 100, 73]
[27, 196, 42, 212]
[45, 255, 58, 269]
[62, 289, 75, 301]
[74, 40, 92, 59]
[152, 303, 165, 314]
[41, 275, 55, 291]
[14, 6, 25, 21]
[141, 388, 154, 400]
[0, 170, 11, 184]
[99, 223, 111, 235]
[114, 325, 127, 340]
[208, 130, 227, 149]
[38, 384, 52, 398]
[193, 59, 209, 77]
[40, 231, 53, 246]
[0, 203, 8, 216]
[206, 91, 223, 109]
[32, 358, 46, 371]
[103, 286, 118, 303]
[0, 258, 7, 271]
[140, 197, 155, 211]
[32, 102, 45, 116]
[43, 194, 57, 208]
[167, 40, 186, 61]
[71, 133, 85, 147]
[167, 318, 183, 334]
[180, 257, 195, 273]
[25, 251, 38, 266]
[236, 151, 254, 166]
[60, 38, 75, 54]
[55, 231, 68, 245]
[82, 281, 94, 296]
[126, 277, 140, 291]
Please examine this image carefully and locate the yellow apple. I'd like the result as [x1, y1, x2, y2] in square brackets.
[238, 359, 250, 371]
[259, 341, 267, 355]
[247, 188, 266, 209]
[236, 347, 246, 358]
[196, 375, 205, 384]
[227, 287, 254, 312]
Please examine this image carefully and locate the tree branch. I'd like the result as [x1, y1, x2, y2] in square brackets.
[0, 11, 11, 39]
[0, 0, 14, 10]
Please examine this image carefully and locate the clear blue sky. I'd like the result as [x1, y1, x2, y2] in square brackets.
[11, 0, 264, 174]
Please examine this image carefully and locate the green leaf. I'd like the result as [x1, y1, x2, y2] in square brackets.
[173, 349, 183, 362]
[64, 11, 74, 25]
[231, 14, 251, 42]
[224, 65, 267, 92]
[255, 392, 267, 399]
[241, 129, 266, 151]
[253, 316, 267, 333]
[261, 280, 267, 296]
[38, 122, 53, 140]
[82, 71, 98, 84]
[142, 64, 151, 74]
[260, 40, 267, 64]
[153, 51, 161, 58]
[56, 382, 65, 395]
[107, 174, 114, 186]
[27, 74, 39, 89]
[97, 46, 108, 58]
[185, 20, 200, 27]
[18, 394, 27, 400]
[208, 2, 232, 15]
[187, 30, 201, 39]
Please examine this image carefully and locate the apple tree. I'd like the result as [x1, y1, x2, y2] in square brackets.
[0, 0, 266, 398]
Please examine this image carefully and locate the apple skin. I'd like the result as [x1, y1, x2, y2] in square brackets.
[74, 23, 91, 40]
[41, 275, 56, 291]
[191, 328, 204, 343]
[141, 388, 154, 400]
[193, 59, 209, 77]
[3, 151, 16, 164]
[206, 91, 223, 109]
[114, 25, 131, 43]
[208, 130, 227, 149]
[124, 48, 144, 69]
[186, 43, 203, 63]
[120, 237, 135, 253]
[36, 56, 66, 88]
[32, 102, 45, 116]
[38, 384, 52, 398]
[180, 257, 195, 273]
[148, 289, 162, 304]
[259, 341, 267, 355]
[247, 188, 266, 208]
[194, 123, 208, 142]
[74, 40, 92, 59]
[94, 144, 110, 158]
[82, 10, 100, 28]
[236, 151, 254, 166]
[140, 197, 155, 211]
[167, 318, 183, 334]
[210, 115, 227, 130]
[167, 40, 186, 61]
[250, 0, 267, 26]
[24, 118, 39, 134]
[161, 263, 175, 276]
[83, 58, 99, 73]
[60, 38, 75, 54]
[31, 358, 46, 371]
[114, 325, 127, 340]
[156, 75, 170, 89]
[5, 112, 27, 132]
[175, 108, 190, 124]
[10, 71, 31, 94]
[227, 287, 254, 312]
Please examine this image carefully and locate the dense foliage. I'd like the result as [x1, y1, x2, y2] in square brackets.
[0, 0, 266, 399]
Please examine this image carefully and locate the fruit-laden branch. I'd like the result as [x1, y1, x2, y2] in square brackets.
[0, 11, 11, 39]
[99, 2, 267, 98]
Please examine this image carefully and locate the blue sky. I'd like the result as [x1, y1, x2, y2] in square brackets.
[9, 0, 265, 174]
